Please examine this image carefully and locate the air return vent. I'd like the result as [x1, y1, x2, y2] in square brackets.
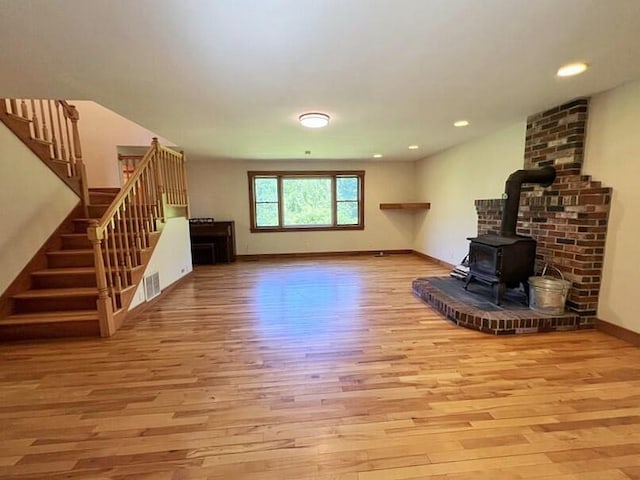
[144, 272, 161, 301]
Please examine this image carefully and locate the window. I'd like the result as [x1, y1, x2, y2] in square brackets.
[248, 171, 364, 232]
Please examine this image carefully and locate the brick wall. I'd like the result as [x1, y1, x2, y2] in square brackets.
[524, 98, 588, 174]
[475, 98, 611, 325]
[475, 199, 504, 236]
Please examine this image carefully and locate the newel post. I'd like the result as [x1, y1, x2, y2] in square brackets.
[180, 149, 190, 218]
[151, 137, 166, 220]
[88, 220, 115, 337]
[67, 104, 91, 216]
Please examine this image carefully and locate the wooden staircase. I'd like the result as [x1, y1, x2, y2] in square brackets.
[0, 188, 160, 340]
[1, 98, 189, 341]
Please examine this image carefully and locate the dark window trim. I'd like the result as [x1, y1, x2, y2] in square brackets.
[247, 170, 365, 233]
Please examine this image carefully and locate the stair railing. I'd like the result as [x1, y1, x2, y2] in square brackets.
[87, 138, 189, 336]
[0, 98, 91, 212]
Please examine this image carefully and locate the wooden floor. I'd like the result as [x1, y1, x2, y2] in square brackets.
[1, 254, 640, 480]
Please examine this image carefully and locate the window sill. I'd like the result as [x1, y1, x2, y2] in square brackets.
[250, 225, 364, 233]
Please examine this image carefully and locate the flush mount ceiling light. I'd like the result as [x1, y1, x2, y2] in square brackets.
[454, 120, 470, 127]
[408, 145, 419, 150]
[373, 154, 383, 158]
[299, 112, 330, 128]
[557, 62, 588, 77]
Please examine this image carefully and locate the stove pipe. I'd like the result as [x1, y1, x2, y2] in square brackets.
[501, 166, 556, 237]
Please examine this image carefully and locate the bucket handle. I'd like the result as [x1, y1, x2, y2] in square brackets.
[541, 263, 565, 281]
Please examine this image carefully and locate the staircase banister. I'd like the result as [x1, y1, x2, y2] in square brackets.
[92, 144, 156, 235]
[1, 97, 87, 200]
[92, 139, 184, 235]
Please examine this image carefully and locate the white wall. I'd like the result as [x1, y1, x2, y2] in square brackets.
[0, 122, 79, 294]
[187, 159, 416, 255]
[130, 217, 193, 310]
[74, 101, 174, 187]
[413, 121, 526, 265]
[583, 80, 640, 333]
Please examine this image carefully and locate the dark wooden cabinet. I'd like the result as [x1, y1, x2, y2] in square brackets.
[189, 220, 236, 264]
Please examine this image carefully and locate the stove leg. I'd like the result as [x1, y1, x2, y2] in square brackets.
[493, 282, 506, 305]
[464, 274, 473, 290]
[522, 280, 530, 305]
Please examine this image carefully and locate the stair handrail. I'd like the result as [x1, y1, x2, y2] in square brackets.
[87, 138, 188, 336]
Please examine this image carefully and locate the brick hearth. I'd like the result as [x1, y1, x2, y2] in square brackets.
[412, 277, 580, 335]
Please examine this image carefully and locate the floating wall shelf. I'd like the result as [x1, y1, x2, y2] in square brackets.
[379, 202, 431, 210]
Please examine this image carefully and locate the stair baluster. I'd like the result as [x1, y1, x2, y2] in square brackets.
[39, 100, 49, 143]
[46, 100, 59, 160]
[29, 99, 41, 140]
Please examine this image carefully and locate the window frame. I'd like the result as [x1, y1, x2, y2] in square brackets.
[247, 170, 365, 233]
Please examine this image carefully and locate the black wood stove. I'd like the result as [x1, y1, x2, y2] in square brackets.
[465, 166, 556, 304]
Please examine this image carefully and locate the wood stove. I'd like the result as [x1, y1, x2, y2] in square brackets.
[465, 166, 556, 305]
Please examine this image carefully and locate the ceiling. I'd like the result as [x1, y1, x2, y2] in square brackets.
[1, 0, 640, 162]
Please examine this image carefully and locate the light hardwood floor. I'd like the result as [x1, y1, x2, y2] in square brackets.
[1, 254, 640, 480]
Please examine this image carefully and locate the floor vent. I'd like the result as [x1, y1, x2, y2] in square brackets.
[144, 272, 161, 301]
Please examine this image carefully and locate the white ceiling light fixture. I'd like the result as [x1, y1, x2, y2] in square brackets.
[299, 112, 330, 128]
[454, 120, 470, 127]
[557, 62, 589, 77]
[373, 154, 383, 158]
[408, 145, 419, 150]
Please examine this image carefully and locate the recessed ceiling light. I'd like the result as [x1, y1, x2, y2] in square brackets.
[408, 145, 419, 150]
[299, 112, 330, 128]
[557, 62, 588, 77]
[454, 120, 470, 127]
[373, 154, 383, 158]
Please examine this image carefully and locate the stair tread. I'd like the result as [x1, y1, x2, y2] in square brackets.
[32, 267, 96, 276]
[13, 287, 98, 299]
[89, 188, 120, 193]
[49, 246, 153, 256]
[47, 249, 93, 255]
[61, 233, 89, 238]
[1, 310, 99, 325]
[34, 265, 143, 276]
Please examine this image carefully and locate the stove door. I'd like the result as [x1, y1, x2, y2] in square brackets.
[469, 242, 501, 278]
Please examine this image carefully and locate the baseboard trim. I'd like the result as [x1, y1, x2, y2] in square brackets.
[411, 250, 456, 269]
[237, 250, 413, 261]
[596, 319, 640, 346]
[126, 271, 195, 320]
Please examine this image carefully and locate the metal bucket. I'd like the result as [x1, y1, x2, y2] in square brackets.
[528, 264, 571, 315]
